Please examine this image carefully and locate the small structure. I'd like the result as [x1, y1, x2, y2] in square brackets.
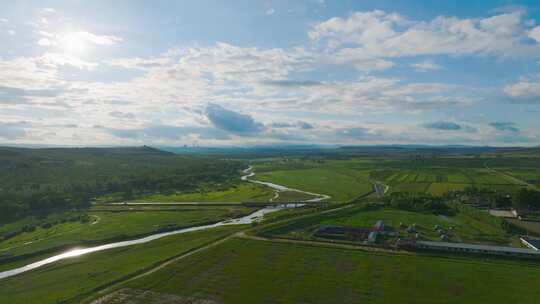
[520, 237, 540, 251]
[315, 225, 371, 241]
[406, 225, 416, 233]
[489, 209, 517, 218]
[367, 231, 378, 244]
[315, 220, 388, 244]
[415, 241, 540, 258]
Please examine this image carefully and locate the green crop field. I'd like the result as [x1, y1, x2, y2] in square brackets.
[135, 183, 274, 202]
[255, 167, 372, 201]
[274, 190, 318, 202]
[253, 156, 533, 198]
[0, 207, 253, 262]
[0, 226, 244, 304]
[117, 238, 540, 304]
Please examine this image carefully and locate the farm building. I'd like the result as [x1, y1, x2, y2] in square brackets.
[415, 241, 540, 258]
[315, 221, 388, 244]
[488, 209, 517, 218]
[315, 225, 372, 241]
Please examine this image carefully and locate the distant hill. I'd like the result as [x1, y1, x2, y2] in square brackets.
[161, 144, 539, 158]
[0, 146, 243, 220]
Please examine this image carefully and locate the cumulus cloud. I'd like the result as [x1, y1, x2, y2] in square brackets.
[64, 31, 123, 45]
[260, 80, 323, 87]
[266, 8, 275, 15]
[41, 8, 56, 14]
[423, 121, 462, 131]
[490, 122, 519, 132]
[0, 7, 537, 146]
[271, 121, 314, 129]
[205, 104, 264, 134]
[38, 38, 53, 46]
[310, 10, 540, 59]
[529, 26, 540, 42]
[410, 60, 443, 72]
[109, 111, 135, 119]
[504, 77, 540, 101]
[0, 85, 62, 104]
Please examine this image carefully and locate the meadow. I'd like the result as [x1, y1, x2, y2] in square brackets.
[253, 160, 374, 201]
[117, 238, 540, 304]
[0, 206, 253, 262]
[135, 182, 275, 203]
[0, 226, 244, 304]
[251, 155, 537, 200]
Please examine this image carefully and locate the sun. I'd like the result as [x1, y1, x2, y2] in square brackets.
[59, 32, 87, 54]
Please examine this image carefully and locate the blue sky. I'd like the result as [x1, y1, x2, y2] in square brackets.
[1, 0, 540, 146]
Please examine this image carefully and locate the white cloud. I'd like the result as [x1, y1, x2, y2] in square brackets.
[68, 31, 123, 45]
[410, 60, 443, 72]
[41, 8, 56, 14]
[309, 10, 406, 46]
[0, 18, 8, 24]
[0, 6, 537, 146]
[529, 26, 540, 42]
[310, 10, 540, 59]
[38, 38, 53, 46]
[7, 30, 15, 36]
[266, 8, 275, 15]
[36, 31, 123, 51]
[504, 77, 540, 100]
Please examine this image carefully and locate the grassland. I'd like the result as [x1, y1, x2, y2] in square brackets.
[0, 226, 244, 304]
[253, 155, 537, 199]
[0, 206, 253, 261]
[254, 160, 374, 201]
[134, 182, 275, 203]
[274, 190, 318, 202]
[118, 238, 540, 304]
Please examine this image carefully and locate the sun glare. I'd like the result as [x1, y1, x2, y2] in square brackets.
[59, 32, 87, 54]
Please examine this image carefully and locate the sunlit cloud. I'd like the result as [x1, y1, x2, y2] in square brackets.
[0, 3, 538, 146]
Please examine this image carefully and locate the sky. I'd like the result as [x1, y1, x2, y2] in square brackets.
[1, 0, 540, 147]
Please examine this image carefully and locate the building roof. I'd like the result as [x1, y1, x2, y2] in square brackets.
[417, 241, 540, 255]
[521, 237, 540, 250]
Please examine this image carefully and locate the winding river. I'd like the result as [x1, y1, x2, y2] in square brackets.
[0, 167, 329, 280]
[241, 166, 331, 202]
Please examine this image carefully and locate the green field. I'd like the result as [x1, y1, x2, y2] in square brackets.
[0, 207, 253, 261]
[117, 238, 540, 304]
[254, 165, 373, 202]
[274, 190, 318, 202]
[253, 156, 535, 198]
[135, 182, 274, 202]
[0, 226, 244, 304]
